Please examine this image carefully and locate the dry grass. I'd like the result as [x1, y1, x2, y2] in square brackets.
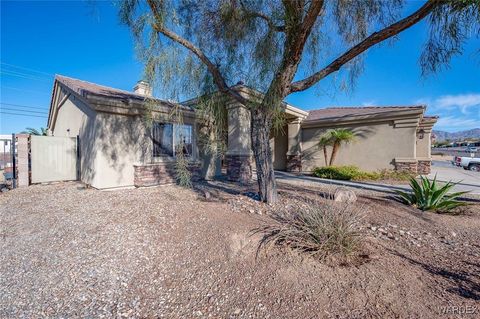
[254, 200, 364, 262]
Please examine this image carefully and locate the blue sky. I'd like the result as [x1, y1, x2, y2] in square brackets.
[1, 0, 479, 134]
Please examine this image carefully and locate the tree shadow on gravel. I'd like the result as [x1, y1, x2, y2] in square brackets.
[390, 250, 480, 300]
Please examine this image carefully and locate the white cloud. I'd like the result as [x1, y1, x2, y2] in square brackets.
[435, 116, 479, 131]
[435, 94, 480, 114]
[361, 100, 376, 106]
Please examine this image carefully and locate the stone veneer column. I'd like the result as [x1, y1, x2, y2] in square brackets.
[394, 158, 418, 174]
[286, 119, 302, 172]
[226, 101, 252, 183]
[16, 134, 30, 187]
[417, 160, 431, 175]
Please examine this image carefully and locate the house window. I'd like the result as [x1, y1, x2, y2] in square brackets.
[152, 122, 193, 158]
[175, 124, 193, 156]
[152, 123, 173, 157]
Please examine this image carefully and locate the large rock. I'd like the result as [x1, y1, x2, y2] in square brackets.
[333, 187, 357, 204]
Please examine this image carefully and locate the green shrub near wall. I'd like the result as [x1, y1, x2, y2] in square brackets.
[312, 166, 413, 181]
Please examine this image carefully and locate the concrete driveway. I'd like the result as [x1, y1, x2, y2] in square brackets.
[428, 160, 480, 194]
[274, 161, 480, 196]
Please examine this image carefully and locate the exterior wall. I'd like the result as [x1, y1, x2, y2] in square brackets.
[301, 121, 417, 172]
[270, 124, 288, 170]
[51, 95, 97, 186]
[52, 94, 203, 189]
[90, 113, 150, 189]
[134, 162, 201, 187]
[417, 160, 431, 175]
[286, 120, 302, 172]
[416, 131, 431, 158]
[226, 103, 252, 182]
[15, 134, 30, 187]
[416, 131, 432, 175]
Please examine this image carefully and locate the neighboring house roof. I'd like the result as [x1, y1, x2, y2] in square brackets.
[305, 106, 426, 122]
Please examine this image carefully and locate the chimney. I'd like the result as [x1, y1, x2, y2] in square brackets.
[133, 80, 152, 97]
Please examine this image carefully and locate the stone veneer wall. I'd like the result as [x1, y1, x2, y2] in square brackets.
[16, 134, 30, 187]
[286, 154, 302, 172]
[417, 160, 431, 175]
[226, 154, 252, 183]
[134, 162, 201, 187]
[394, 160, 418, 174]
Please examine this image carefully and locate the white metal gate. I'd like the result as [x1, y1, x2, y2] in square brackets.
[30, 136, 77, 183]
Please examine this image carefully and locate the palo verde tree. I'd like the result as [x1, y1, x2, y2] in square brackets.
[119, 0, 479, 203]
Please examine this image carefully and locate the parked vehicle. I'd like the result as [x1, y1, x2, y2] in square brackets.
[459, 156, 480, 171]
[465, 146, 478, 153]
[452, 156, 462, 166]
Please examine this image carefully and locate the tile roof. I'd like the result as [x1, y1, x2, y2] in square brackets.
[55, 75, 147, 101]
[305, 106, 425, 122]
[54, 75, 194, 112]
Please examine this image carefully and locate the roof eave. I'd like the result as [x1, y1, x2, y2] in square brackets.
[302, 108, 425, 128]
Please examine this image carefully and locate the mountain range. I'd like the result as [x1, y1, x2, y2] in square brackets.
[433, 128, 480, 142]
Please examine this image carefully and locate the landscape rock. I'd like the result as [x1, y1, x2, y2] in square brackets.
[203, 190, 211, 200]
[333, 187, 357, 204]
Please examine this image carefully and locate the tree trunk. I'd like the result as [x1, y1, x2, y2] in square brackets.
[323, 146, 328, 166]
[251, 109, 277, 203]
[329, 141, 340, 166]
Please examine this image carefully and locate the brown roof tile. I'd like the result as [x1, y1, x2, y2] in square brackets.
[55, 75, 147, 101]
[54, 75, 194, 111]
[305, 106, 425, 122]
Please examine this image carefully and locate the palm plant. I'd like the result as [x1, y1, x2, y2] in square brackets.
[318, 133, 333, 166]
[328, 129, 356, 166]
[22, 127, 47, 136]
[395, 175, 469, 213]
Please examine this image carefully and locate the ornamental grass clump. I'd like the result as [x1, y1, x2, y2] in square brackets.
[395, 175, 469, 213]
[254, 200, 363, 261]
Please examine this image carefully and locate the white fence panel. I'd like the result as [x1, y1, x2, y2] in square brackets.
[31, 136, 77, 183]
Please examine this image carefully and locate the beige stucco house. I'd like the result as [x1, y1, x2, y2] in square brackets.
[47, 75, 437, 189]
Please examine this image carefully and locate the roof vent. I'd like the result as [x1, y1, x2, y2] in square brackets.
[133, 80, 152, 97]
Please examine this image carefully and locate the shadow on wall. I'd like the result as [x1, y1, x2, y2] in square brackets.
[80, 109, 151, 187]
[302, 126, 376, 167]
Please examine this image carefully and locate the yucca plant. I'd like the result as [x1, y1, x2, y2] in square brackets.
[395, 175, 469, 213]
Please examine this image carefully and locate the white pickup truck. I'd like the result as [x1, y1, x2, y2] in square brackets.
[457, 156, 480, 172]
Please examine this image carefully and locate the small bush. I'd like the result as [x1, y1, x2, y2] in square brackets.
[312, 166, 413, 182]
[254, 201, 363, 261]
[312, 166, 378, 181]
[395, 175, 469, 213]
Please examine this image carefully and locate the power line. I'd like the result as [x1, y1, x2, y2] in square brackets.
[0, 102, 49, 110]
[0, 62, 54, 77]
[0, 111, 47, 118]
[0, 107, 48, 114]
[1, 85, 50, 95]
[0, 71, 51, 82]
[1, 68, 51, 79]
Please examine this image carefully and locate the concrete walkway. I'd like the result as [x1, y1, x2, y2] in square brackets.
[274, 168, 480, 195]
[275, 171, 410, 195]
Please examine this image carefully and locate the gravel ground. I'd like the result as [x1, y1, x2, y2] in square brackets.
[1, 181, 479, 318]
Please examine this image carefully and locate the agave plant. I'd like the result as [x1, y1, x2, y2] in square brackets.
[395, 175, 469, 213]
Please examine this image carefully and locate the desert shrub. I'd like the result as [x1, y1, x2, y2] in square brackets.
[175, 143, 192, 188]
[395, 175, 469, 213]
[312, 166, 378, 181]
[254, 201, 363, 261]
[312, 166, 414, 182]
[377, 169, 414, 181]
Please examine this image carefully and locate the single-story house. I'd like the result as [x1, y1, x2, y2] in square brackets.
[47, 75, 437, 189]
